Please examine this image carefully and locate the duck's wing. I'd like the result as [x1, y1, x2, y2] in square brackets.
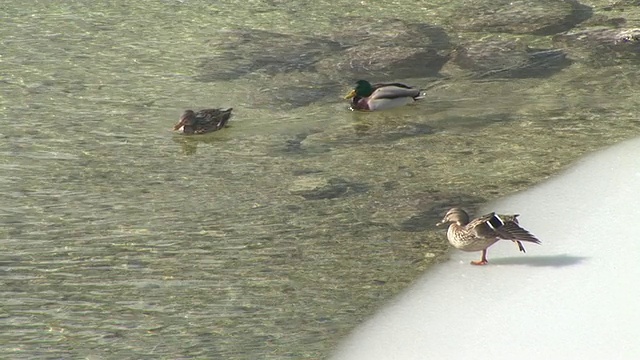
[467, 212, 500, 239]
[495, 221, 541, 244]
[195, 108, 226, 119]
[371, 83, 422, 100]
[214, 108, 233, 129]
[469, 212, 541, 245]
[374, 82, 414, 89]
[194, 108, 233, 127]
[499, 214, 520, 224]
[496, 214, 535, 251]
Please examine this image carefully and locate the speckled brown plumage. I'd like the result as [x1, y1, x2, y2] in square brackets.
[173, 108, 233, 135]
[436, 208, 541, 265]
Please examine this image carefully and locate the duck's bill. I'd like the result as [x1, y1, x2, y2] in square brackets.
[344, 89, 357, 99]
[173, 120, 185, 131]
[435, 220, 445, 226]
[173, 116, 189, 131]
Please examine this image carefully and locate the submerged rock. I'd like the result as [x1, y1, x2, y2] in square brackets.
[297, 118, 436, 154]
[251, 82, 339, 110]
[447, 39, 572, 78]
[290, 177, 369, 200]
[328, 17, 452, 49]
[196, 29, 343, 82]
[279, 129, 330, 155]
[320, 18, 452, 80]
[315, 45, 447, 79]
[553, 27, 640, 66]
[442, 0, 592, 35]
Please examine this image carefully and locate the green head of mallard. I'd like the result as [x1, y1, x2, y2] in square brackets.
[344, 80, 375, 99]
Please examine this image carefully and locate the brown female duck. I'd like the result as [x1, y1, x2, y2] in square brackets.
[173, 108, 233, 135]
[436, 208, 541, 265]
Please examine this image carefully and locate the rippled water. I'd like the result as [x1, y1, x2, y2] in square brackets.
[1, 0, 640, 358]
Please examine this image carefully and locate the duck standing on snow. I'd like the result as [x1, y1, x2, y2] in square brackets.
[436, 208, 541, 265]
[173, 108, 233, 135]
[344, 80, 424, 111]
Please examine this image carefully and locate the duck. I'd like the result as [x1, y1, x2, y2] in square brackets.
[436, 208, 541, 265]
[344, 80, 424, 111]
[173, 108, 233, 135]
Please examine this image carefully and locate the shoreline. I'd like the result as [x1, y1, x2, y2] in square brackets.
[332, 136, 640, 359]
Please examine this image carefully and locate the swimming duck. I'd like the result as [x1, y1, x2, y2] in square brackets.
[173, 108, 233, 135]
[344, 80, 424, 111]
[436, 208, 541, 265]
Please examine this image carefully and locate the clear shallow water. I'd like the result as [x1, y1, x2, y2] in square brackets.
[1, 0, 640, 358]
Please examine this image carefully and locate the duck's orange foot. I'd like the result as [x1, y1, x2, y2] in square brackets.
[471, 250, 489, 265]
[470, 259, 488, 266]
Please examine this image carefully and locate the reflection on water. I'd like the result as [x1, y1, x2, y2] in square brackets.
[1, 0, 640, 358]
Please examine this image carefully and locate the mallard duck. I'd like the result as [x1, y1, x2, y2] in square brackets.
[344, 80, 424, 111]
[436, 208, 541, 265]
[173, 108, 233, 135]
